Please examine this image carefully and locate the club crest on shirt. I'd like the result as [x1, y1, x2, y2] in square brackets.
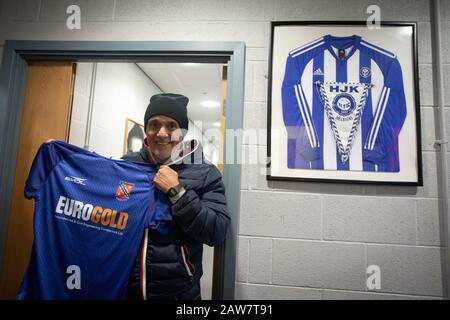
[115, 181, 134, 201]
[360, 67, 371, 78]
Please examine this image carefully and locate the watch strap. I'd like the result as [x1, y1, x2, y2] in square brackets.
[169, 189, 186, 204]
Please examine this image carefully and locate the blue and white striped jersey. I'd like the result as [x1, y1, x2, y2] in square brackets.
[281, 34, 407, 172]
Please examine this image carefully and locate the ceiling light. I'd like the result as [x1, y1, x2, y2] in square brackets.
[202, 100, 220, 108]
[212, 121, 220, 127]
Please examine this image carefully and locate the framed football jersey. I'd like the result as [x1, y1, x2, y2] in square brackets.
[267, 21, 422, 185]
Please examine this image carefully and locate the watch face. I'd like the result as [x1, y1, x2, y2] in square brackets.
[167, 184, 182, 197]
[168, 188, 178, 197]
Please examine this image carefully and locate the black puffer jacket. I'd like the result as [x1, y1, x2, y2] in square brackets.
[124, 140, 230, 299]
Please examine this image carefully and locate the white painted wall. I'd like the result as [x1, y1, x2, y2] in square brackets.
[0, 0, 449, 300]
[69, 62, 161, 158]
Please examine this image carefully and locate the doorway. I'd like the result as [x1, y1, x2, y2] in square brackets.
[0, 41, 245, 299]
[69, 61, 227, 299]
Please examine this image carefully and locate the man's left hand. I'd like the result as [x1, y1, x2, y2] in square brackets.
[154, 165, 180, 193]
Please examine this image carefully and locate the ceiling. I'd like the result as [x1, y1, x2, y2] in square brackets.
[137, 63, 224, 132]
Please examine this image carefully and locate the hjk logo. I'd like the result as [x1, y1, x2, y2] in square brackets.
[329, 85, 359, 93]
[332, 93, 356, 117]
[115, 182, 134, 201]
[65, 176, 87, 185]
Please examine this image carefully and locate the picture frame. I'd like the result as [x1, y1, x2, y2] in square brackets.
[267, 21, 422, 185]
[123, 117, 145, 156]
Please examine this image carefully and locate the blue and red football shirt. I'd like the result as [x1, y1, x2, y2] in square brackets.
[17, 140, 170, 300]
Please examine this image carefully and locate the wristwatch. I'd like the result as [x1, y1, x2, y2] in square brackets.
[167, 184, 185, 204]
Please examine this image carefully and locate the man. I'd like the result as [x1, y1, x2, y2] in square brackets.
[124, 93, 230, 300]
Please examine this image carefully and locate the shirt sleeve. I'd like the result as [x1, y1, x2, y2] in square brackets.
[363, 58, 407, 170]
[281, 52, 321, 162]
[24, 140, 83, 200]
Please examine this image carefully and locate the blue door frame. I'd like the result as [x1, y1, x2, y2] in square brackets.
[0, 40, 245, 299]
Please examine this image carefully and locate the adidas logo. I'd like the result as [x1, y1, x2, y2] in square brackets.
[313, 68, 324, 76]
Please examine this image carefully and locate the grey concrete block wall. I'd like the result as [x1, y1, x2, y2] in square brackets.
[323, 196, 417, 245]
[367, 245, 443, 296]
[360, 0, 430, 21]
[322, 289, 441, 300]
[240, 191, 321, 239]
[272, 240, 366, 291]
[40, 0, 115, 22]
[445, 64, 450, 106]
[442, 22, 450, 65]
[417, 199, 441, 246]
[237, 237, 250, 282]
[13, 0, 40, 22]
[421, 107, 438, 152]
[274, 0, 362, 21]
[418, 22, 432, 64]
[419, 64, 434, 106]
[236, 283, 321, 299]
[242, 102, 267, 145]
[248, 238, 272, 284]
[0, 0, 447, 300]
[442, 0, 450, 21]
[116, 0, 192, 22]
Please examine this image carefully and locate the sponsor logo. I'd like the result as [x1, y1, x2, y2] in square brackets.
[65, 176, 87, 185]
[55, 195, 129, 231]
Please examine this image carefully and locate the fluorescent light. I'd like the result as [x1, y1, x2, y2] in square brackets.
[201, 100, 220, 108]
[212, 121, 220, 127]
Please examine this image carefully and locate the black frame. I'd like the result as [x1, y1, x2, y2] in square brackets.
[267, 21, 423, 186]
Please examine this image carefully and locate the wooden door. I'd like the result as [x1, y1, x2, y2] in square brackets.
[217, 65, 227, 174]
[0, 61, 75, 299]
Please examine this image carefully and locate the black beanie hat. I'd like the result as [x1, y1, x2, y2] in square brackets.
[144, 93, 189, 132]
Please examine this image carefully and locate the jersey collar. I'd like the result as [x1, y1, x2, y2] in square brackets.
[324, 34, 361, 62]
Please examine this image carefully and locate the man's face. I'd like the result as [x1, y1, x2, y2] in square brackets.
[146, 115, 183, 163]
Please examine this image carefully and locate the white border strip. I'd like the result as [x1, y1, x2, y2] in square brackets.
[290, 37, 323, 55]
[361, 41, 396, 59]
[370, 87, 391, 150]
[365, 87, 387, 149]
[294, 84, 315, 148]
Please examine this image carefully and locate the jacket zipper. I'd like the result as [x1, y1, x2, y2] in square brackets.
[181, 245, 195, 276]
[140, 228, 149, 300]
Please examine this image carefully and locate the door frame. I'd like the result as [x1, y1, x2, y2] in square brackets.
[0, 40, 245, 300]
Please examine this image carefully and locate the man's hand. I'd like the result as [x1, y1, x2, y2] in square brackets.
[45, 139, 55, 143]
[154, 165, 181, 194]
